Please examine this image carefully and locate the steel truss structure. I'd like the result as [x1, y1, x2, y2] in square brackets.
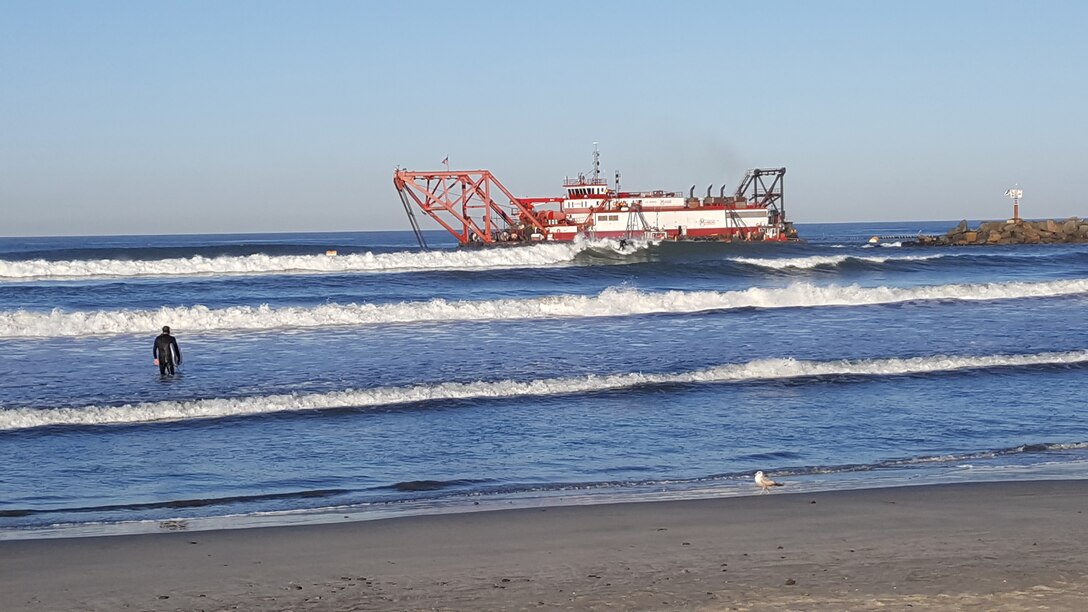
[394, 170, 547, 246]
[734, 168, 787, 220]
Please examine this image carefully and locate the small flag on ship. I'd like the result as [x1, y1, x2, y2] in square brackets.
[442, 156, 449, 168]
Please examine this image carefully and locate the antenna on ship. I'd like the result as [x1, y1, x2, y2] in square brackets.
[592, 142, 600, 182]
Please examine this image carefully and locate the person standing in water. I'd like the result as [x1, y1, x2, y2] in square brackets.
[153, 325, 182, 375]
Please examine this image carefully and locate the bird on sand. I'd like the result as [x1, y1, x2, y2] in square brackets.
[754, 471, 784, 494]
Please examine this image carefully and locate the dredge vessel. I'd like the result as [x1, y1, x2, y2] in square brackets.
[394, 147, 797, 248]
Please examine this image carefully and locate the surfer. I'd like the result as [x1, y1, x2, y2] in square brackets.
[153, 325, 182, 376]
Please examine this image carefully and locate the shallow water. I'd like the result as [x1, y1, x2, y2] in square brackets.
[2, 222, 1088, 537]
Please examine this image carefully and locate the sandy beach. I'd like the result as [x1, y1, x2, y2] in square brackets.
[3, 480, 1088, 611]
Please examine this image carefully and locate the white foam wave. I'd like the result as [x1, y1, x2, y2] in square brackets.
[4, 350, 1086, 430]
[730, 254, 941, 270]
[3, 278, 1087, 338]
[0, 242, 587, 282]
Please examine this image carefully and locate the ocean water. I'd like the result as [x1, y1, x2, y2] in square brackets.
[2, 221, 1088, 538]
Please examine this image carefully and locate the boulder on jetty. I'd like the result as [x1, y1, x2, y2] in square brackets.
[911, 217, 1088, 246]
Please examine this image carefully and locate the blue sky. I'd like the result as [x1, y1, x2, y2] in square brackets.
[1, 1, 1085, 236]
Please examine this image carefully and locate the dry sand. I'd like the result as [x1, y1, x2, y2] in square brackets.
[3, 480, 1088, 611]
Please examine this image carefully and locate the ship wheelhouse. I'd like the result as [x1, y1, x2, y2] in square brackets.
[561, 176, 610, 211]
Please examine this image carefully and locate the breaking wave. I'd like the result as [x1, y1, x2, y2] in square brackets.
[3, 349, 1086, 430]
[729, 254, 942, 270]
[2, 278, 1087, 338]
[0, 242, 591, 282]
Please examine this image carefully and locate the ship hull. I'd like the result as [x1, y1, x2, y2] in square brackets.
[540, 204, 793, 242]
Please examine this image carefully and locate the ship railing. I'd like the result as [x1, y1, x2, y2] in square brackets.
[617, 190, 684, 198]
[563, 177, 608, 187]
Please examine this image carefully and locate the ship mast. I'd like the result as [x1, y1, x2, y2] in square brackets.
[592, 142, 600, 182]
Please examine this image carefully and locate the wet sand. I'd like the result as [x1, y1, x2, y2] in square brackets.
[3, 480, 1088, 611]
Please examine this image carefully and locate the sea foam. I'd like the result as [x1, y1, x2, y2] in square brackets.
[0, 241, 589, 281]
[3, 349, 1085, 430]
[729, 253, 941, 270]
[1, 278, 1086, 338]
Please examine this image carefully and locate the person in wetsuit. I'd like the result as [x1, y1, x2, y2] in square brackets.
[153, 325, 182, 375]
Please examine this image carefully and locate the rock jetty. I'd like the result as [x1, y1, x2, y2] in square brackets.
[911, 217, 1088, 246]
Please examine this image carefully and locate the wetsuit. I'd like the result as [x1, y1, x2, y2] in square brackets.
[153, 333, 182, 375]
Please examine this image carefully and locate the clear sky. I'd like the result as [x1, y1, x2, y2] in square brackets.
[1, 1, 1086, 236]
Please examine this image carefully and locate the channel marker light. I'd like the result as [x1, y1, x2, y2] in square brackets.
[1005, 185, 1023, 221]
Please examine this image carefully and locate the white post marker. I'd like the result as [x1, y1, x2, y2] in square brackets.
[1005, 185, 1023, 222]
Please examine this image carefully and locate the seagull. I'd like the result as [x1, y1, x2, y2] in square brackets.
[754, 471, 784, 494]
